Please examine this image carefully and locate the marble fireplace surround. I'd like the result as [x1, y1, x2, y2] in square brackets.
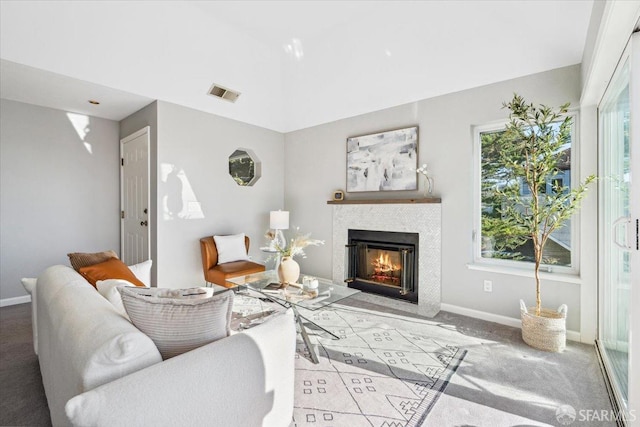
[330, 199, 442, 317]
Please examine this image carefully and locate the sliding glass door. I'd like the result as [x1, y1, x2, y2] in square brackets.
[598, 33, 639, 422]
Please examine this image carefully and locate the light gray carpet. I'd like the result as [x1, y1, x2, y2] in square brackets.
[1, 299, 614, 427]
[344, 296, 616, 427]
[0, 303, 50, 427]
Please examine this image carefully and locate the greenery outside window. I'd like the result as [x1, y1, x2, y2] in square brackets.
[474, 114, 579, 273]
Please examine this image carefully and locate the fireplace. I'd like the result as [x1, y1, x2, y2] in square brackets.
[345, 229, 419, 303]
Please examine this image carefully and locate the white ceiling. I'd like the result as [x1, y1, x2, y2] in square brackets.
[0, 1, 594, 132]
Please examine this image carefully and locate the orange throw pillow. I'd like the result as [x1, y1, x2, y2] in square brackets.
[79, 257, 146, 288]
[67, 250, 119, 272]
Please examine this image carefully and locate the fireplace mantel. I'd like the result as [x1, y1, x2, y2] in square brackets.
[331, 202, 441, 317]
[327, 198, 441, 205]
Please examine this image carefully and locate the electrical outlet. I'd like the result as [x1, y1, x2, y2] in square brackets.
[483, 280, 492, 292]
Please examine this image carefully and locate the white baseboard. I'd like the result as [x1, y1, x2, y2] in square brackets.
[0, 295, 31, 307]
[440, 303, 582, 343]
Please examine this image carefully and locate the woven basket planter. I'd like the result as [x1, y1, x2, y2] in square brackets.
[520, 300, 567, 352]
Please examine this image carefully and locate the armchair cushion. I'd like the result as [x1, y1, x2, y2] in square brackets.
[214, 233, 250, 264]
[207, 260, 267, 286]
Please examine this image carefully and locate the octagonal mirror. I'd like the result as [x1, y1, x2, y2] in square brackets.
[228, 148, 261, 186]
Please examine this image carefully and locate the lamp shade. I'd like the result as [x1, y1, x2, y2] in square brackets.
[270, 210, 289, 230]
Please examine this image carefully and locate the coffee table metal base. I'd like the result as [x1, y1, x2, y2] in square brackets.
[227, 270, 360, 364]
[258, 295, 338, 364]
[293, 307, 319, 363]
[291, 306, 341, 364]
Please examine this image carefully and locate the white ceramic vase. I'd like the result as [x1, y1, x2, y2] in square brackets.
[423, 175, 434, 196]
[278, 256, 300, 286]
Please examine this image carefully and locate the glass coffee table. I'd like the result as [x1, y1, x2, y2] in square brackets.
[228, 270, 360, 363]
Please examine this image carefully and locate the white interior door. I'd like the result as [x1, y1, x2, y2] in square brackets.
[121, 127, 150, 265]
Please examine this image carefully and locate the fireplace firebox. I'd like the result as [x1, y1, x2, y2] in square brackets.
[345, 229, 418, 303]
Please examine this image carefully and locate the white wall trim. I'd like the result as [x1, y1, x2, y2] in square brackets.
[581, 0, 640, 106]
[466, 263, 582, 285]
[441, 302, 582, 343]
[0, 295, 31, 307]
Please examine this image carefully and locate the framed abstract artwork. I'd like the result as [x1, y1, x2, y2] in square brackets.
[346, 126, 418, 192]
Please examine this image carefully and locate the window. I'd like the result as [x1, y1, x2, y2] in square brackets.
[473, 114, 578, 272]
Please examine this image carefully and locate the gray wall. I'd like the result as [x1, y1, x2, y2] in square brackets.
[137, 101, 285, 288]
[0, 99, 120, 300]
[0, 97, 283, 299]
[284, 65, 590, 332]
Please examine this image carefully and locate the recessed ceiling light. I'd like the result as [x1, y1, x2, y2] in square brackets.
[88, 100, 100, 105]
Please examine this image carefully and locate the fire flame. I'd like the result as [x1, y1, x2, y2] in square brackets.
[372, 252, 400, 274]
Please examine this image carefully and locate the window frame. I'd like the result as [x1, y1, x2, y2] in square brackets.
[471, 111, 581, 276]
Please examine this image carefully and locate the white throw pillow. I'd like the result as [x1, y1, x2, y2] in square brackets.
[119, 287, 234, 360]
[96, 279, 144, 320]
[127, 259, 153, 287]
[214, 234, 249, 264]
[21, 278, 38, 355]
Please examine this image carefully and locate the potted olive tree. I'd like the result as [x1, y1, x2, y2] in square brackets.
[494, 94, 595, 352]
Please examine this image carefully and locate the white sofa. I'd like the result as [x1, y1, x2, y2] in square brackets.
[30, 265, 296, 427]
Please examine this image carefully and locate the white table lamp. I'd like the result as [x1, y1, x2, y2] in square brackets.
[269, 210, 289, 249]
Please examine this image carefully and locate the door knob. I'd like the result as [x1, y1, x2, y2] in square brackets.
[140, 220, 148, 226]
[143, 208, 148, 214]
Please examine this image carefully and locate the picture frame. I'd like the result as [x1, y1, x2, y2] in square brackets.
[346, 126, 418, 192]
[332, 190, 345, 201]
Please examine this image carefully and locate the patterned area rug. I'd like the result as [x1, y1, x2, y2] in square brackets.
[231, 296, 466, 427]
[291, 306, 466, 427]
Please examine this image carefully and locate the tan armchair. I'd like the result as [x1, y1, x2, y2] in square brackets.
[199, 235, 265, 287]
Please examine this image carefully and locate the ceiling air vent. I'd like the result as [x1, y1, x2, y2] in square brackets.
[207, 83, 241, 103]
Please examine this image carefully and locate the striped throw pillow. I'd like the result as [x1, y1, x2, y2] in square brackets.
[119, 287, 234, 360]
[68, 250, 118, 272]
